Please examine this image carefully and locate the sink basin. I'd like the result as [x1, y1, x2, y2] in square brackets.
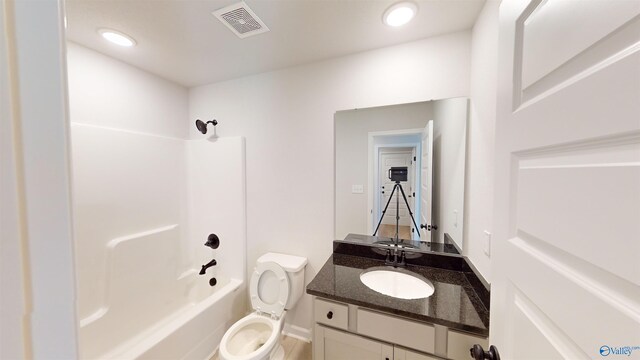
[360, 268, 434, 300]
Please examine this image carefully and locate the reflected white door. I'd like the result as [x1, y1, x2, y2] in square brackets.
[420, 121, 434, 241]
[379, 151, 412, 226]
[491, 0, 640, 358]
[411, 146, 418, 240]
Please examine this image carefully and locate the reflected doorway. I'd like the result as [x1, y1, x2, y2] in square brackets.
[369, 130, 426, 241]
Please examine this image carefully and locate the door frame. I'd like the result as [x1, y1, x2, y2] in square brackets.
[1, 0, 79, 358]
[367, 129, 423, 238]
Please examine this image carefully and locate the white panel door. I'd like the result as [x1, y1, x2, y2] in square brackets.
[420, 121, 434, 241]
[379, 151, 413, 226]
[411, 146, 418, 240]
[491, 0, 640, 359]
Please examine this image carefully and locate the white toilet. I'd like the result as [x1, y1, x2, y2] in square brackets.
[219, 253, 307, 360]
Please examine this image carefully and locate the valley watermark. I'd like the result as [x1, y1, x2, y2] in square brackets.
[600, 345, 640, 357]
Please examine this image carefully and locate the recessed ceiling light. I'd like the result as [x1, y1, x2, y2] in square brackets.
[98, 29, 136, 47]
[383, 2, 418, 27]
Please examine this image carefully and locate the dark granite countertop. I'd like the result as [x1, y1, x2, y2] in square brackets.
[306, 253, 489, 336]
[340, 233, 461, 255]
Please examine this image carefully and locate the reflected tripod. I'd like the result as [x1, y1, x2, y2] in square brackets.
[373, 179, 421, 241]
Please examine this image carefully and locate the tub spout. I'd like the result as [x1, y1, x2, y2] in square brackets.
[199, 259, 217, 275]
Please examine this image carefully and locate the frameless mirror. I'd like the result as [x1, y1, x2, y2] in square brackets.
[335, 98, 468, 253]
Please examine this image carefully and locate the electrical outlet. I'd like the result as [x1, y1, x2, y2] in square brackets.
[483, 230, 491, 257]
[351, 184, 364, 194]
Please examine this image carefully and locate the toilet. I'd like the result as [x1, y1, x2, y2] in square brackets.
[219, 253, 307, 360]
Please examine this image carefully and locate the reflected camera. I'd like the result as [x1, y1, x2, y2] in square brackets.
[389, 167, 408, 182]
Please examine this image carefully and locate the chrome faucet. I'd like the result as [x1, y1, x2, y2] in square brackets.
[385, 246, 406, 267]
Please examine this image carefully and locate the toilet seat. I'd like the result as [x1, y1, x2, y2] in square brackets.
[250, 261, 290, 319]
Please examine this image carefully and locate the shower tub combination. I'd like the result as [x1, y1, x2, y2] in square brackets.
[71, 124, 247, 359]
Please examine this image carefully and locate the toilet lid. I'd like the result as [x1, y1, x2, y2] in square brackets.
[250, 261, 290, 318]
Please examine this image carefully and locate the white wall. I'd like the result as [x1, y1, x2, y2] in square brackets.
[68, 43, 249, 357]
[189, 30, 471, 335]
[186, 137, 247, 285]
[335, 102, 433, 239]
[431, 98, 468, 246]
[67, 42, 190, 319]
[464, 0, 500, 282]
[66, 43, 188, 139]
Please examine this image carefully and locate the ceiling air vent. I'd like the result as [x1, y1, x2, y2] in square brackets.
[212, 1, 269, 39]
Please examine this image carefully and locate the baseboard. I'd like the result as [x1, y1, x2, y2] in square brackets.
[282, 323, 312, 343]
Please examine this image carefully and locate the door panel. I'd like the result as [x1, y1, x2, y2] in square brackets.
[492, 0, 640, 358]
[521, 0, 638, 89]
[517, 160, 640, 284]
[510, 289, 566, 360]
[420, 121, 434, 241]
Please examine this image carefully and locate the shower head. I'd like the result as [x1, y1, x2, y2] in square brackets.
[195, 119, 218, 134]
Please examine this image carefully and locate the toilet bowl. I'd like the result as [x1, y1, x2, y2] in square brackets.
[219, 253, 307, 360]
[219, 312, 285, 360]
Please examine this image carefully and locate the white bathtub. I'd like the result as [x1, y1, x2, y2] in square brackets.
[80, 274, 245, 360]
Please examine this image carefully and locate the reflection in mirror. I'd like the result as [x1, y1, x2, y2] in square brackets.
[335, 98, 468, 253]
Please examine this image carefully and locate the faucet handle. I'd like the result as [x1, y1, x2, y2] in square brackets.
[399, 251, 406, 266]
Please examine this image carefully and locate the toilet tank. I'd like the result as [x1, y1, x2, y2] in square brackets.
[257, 253, 307, 309]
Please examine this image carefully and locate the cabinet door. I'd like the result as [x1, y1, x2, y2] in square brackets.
[447, 331, 487, 360]
[314, 324, 393, 360]
[394, 347, 442, 360]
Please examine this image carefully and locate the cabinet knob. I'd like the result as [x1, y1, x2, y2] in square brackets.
[326, 311, 333, 319]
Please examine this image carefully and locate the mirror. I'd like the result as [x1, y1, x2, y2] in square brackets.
[335, 98, 468, 253]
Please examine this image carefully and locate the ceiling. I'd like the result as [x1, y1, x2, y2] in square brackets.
[65, 0, 485, 87]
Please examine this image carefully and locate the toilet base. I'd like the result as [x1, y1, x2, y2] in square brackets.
[270, 344, 285, 360]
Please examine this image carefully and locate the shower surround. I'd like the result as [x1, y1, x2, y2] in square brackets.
[71, 124, 247, 359]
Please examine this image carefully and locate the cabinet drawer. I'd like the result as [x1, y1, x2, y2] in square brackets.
[356, 308, 435, 354]
[314, 298, 348, 330]
[447, 330, 487, 360]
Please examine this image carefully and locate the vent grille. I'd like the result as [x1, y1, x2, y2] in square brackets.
[213, 2, 269, 39]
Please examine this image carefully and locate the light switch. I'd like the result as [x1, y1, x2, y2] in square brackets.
[351, 185, 364, 194]
[483, 230, 491, 257]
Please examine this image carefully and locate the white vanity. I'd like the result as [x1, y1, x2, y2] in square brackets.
[312, 297, 487, 360]
[307, 243, 490, 360]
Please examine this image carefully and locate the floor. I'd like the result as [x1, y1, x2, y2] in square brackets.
[210, 335, 311, 360]
[379, 224, 412, 240]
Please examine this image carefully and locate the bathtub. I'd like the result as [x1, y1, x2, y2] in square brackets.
[79, 272, 245, 360]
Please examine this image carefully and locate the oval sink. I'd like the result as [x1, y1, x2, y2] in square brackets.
[360, 268, 434, 300]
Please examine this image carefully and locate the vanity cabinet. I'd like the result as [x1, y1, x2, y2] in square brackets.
[394, 347, 442, 360]
[312, 297, 487, 360]
[314, 325, 393, 360]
